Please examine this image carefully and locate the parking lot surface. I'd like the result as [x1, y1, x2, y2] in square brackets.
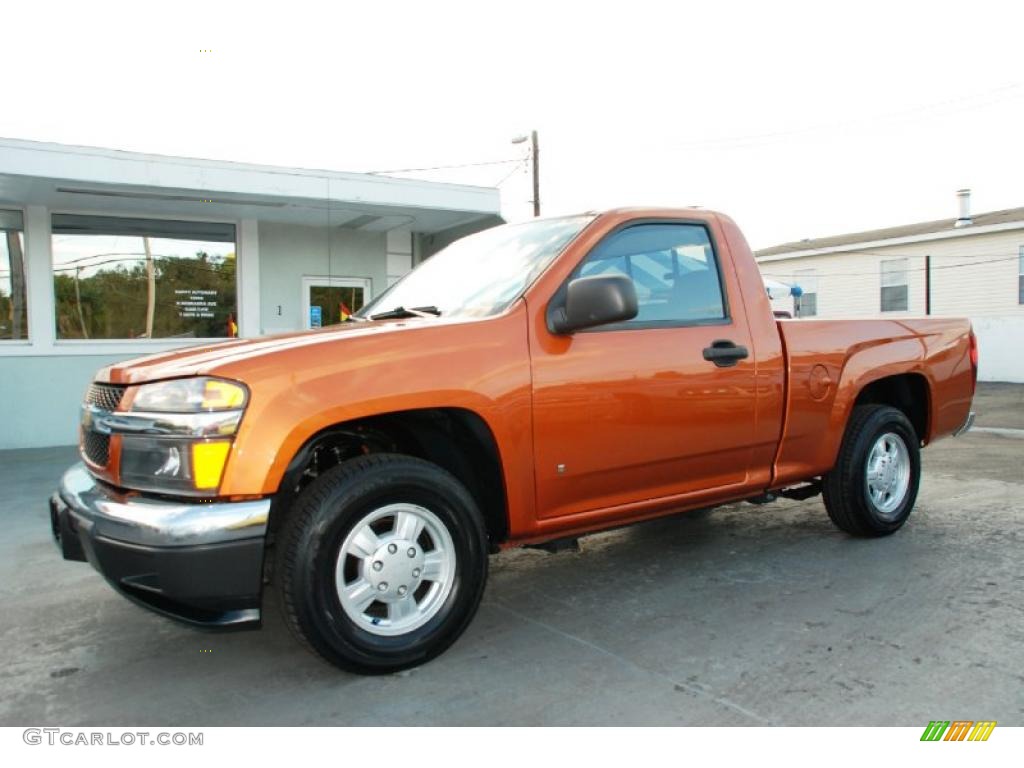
[1, 383, 1021, 726]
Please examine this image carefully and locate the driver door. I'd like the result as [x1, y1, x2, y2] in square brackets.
[530, 221, 758, 520]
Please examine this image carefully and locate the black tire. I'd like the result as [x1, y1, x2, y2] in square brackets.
[822, 404, 921, 537]
[276, 453, 488, 674]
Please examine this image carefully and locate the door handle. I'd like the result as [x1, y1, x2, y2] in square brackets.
[702, 339, 749, 367]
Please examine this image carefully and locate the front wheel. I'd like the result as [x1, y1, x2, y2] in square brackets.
[277, 454, 489, 674]
[823, 404, 921, 537]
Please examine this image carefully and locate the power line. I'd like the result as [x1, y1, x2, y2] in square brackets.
[366, 157, 526, 175]
[50, 249, 232, 267]
[493, 158, 529, 187]
[761, 253, 1021, 280]
[49, 253, 233, 275]
[669, 82, 1024, 151]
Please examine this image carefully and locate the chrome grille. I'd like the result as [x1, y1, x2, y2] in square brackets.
[82, 383, 124, 468]
[85, 383, 126, 412]
[82, 430, 111, 467]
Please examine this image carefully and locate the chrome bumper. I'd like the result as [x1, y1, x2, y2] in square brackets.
[953, 411, 976, 437]
[51, 463, 271, 627]
[56, 463, 269, 547]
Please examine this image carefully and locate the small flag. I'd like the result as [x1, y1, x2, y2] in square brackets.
[340, 302, 352, 322]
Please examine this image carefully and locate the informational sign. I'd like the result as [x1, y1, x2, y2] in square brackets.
[310, 305, 323, 328]
[175, 288, 218, 319]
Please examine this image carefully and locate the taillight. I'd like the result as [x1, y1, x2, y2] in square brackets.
[969, 329, 978, 389]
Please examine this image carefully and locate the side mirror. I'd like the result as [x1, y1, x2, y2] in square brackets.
[550, 274, 638, 334]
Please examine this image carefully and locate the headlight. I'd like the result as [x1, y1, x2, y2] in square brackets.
[119, 437, 234, 495]
[130, 377, 248, 412]
[112, 377, 248, 496]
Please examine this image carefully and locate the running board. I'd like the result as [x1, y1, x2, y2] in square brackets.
[746, 481, 823, 505]
[779, 481, 823, 501]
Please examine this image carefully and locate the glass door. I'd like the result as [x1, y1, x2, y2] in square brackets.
[302, 276, 371, 329]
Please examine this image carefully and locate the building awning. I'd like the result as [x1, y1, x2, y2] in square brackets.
[0, 138, 503, 235]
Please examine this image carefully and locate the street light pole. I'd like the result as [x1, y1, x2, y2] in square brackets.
[512, 130, 540, 217]
[529, 130, 540, 217]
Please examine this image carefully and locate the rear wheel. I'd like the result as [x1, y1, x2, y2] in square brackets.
[277, 453, 488, 674]
[823, 405, 921, 537]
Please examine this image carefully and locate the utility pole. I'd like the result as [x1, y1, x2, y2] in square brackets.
[74, 266, 89, 339]
[143, 236, 155, 337]
[6, 231, 24, 340]
[512, 131, 541, 217]
[924, 254, 932, 315]
[530, 130, 540, 217]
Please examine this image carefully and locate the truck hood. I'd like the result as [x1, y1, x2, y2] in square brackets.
[97, 318, 453, 385]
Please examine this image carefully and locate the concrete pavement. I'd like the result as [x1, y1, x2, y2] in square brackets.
[1, 383, 1021, 725]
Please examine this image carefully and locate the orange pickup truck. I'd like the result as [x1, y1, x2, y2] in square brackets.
[50, 208, 977, 673]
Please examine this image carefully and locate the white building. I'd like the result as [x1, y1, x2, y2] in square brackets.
[756, 190, 1024, 383]
[0, 139, 502, 449]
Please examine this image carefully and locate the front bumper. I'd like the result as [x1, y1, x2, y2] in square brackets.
[50, 463, 271, 628]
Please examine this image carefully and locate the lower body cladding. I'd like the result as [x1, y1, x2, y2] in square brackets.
[50, 463, 270, 627]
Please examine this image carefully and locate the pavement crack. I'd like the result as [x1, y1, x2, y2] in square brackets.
[487, 600, 780, 726]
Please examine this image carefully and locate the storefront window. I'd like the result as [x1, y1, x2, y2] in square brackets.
[0, 209, 28, 340]
[303, 277, 371, 329]
[51, 215, 237, 340]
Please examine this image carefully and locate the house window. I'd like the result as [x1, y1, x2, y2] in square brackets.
[880, 258, 908, 312]
[795, 269, 818, 317]
[0, 210, 28, 340]
[51, 215, 237, 340]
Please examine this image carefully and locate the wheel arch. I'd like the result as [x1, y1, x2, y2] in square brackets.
[851, 372, 931, 445]
[267, 407, 510, 557]
[818, 338, 936, 474]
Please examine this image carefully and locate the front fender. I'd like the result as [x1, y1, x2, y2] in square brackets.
[211, 307, 537, 530]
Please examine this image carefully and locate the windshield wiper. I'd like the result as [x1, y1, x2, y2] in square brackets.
[369, 305, 441, 321]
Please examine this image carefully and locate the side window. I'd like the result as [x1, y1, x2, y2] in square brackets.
[577, 223, 726, 324]
[795, 268, 818, 317]
[880, 258, 908, 312]
[1018, 245, 1023, 305]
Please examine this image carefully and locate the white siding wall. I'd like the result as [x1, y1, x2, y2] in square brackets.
[759, 228, 1024, 382]
[258, 222, 387, 334]
[385, 230, 413, 288]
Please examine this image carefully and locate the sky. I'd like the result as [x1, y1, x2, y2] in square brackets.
[2, 0, 1023, 249]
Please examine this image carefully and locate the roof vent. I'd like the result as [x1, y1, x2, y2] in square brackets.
[955, 188, 972, 227]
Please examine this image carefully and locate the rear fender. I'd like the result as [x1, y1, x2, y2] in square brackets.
[772, 336, 930, 487]
[821, 340, 932, 470]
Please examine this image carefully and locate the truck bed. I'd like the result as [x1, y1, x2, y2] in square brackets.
[771, 316, 975, 488]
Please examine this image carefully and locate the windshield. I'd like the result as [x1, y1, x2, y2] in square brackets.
[358, 215, 594, 319]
